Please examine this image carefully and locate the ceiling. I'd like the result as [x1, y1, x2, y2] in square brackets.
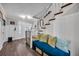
[1, 3, 49, 24]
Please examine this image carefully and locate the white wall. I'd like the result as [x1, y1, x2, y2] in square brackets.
[5, 20, 32, 40]
[42, 4, 79, 56]
[53, 12, 79, 56]
[0, 20, 3, 50]
[73, 13, 79, 56]
[14, 21, 32, 40]
[0, 19, 7, 50]
[0, 4, 7, 50]
[53, 13, 74, 55]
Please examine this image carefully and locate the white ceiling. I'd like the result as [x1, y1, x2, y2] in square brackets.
[1, 3, 49, 24]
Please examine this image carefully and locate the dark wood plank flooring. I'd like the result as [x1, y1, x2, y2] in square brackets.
[0, 39, 40, 56]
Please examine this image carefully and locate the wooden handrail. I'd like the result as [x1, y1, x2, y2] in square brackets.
[44, 11, 52, 18]
[45, 23, 50, 25]
[61, 3, 72, 9]
[54, 11, 63, 16]
[49, 18, 56, 21]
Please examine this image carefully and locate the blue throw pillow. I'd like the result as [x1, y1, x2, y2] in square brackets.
[56, 37, 70, 53]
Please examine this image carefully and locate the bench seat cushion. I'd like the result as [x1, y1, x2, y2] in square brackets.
[33, 40, 70, 56]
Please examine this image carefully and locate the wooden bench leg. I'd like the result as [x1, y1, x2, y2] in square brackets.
[41, 51, 44, 56]
[32, 44, 36, 51]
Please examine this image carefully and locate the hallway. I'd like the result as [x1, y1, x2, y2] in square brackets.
[0, 39, 39, 56]
[0, 3, 79, 56]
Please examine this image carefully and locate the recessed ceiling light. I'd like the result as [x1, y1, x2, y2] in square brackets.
[19, 15, 26, 19]
[27, 15, 33, 19]
[19, 15, 33, 19]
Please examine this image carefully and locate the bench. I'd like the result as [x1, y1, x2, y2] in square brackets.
[32, 40, 70, 56]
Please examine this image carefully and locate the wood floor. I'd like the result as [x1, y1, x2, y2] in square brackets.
[0, 39, 40, 56]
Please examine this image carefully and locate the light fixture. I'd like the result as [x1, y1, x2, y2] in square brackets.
[27, 15, 33, 19]
[19, 15, 33, 19]
[19, 15, 26, 19]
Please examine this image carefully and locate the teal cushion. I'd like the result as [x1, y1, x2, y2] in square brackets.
[33, 40, 70, 56]
[56, 38, 70, 53]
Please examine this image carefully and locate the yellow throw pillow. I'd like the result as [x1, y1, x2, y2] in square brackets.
[32, 35, 41, 40]
[48, 36, 57, 48]
[40, 34, 48, 43]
